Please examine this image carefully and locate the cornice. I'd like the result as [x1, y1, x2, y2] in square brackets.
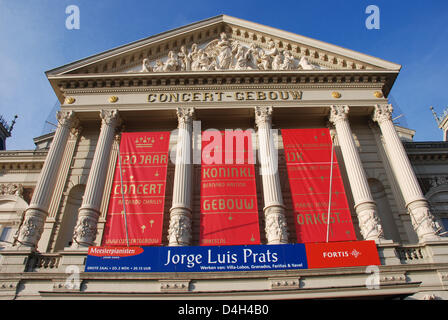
[51, 70, 397, 102]
[404, 141, 448, 162]
[0, 150, 47, 173]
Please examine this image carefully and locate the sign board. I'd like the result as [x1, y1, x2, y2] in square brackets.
[85, 241, 380, 273]
[85, 244, 307, 272]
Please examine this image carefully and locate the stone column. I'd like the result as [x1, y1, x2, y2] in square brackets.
[255, 106, 288, 244]
[329, 105, 384, 242]
[167, 107, 195, 246]
[373, 104, 441, 242]
[15, 111, 78, 249]
[72, 109, 121, 248]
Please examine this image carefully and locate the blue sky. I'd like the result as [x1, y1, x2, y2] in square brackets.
[1, 0, 448, 150]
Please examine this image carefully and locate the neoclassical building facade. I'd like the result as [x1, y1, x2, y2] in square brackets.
[1, 15, 448, 300]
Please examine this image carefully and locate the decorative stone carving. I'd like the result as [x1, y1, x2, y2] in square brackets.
[408, 204, 443, 240]
[264, 207, 289, 244]
[139, 34, 320, 73]
[430, 176, 448, 188]
[167, 210, 192, 246]
[17, 214, 44, 246]
[72, 215, 98, 246]
[159, 279, 190, 292]
[254, 106, 273, 128]
[176, 107, 195, 126]
[329, 105, 349, 123]
[358, 209, 384, 240]
[372, 104, 393, 124]
[299, 56, 315, 70]
[0, 183, 24, 198]
[269, 277, 301, 290]
[100, 109, 121, 127]
[56, 110, 78, 129]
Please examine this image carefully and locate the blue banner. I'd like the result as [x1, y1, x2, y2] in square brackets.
[85, 244, 308, 272]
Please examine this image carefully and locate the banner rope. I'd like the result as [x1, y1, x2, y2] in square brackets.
[117, 140, 130, 247]
[325, 134, 335, 243]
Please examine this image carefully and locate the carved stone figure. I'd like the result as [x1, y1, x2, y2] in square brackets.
[271, 51, 283, 70]
[192, 49, 213, 71]
[234, 44, 250, 70]
[177, 45, 191, 71]
[281, 50, 295, 70]
[214, 32, 233, 70]
[246, 43, 260, 70]
[299, 56, 315, 70]
[163, 51, 180, 72]
[153, 59, 164, 72]
[140, 58, 151, 72]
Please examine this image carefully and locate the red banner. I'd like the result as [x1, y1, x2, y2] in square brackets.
[282, 128, 356, 243]
[102, 132, 170, 246]
[305, 241, 380, 268]
[200, 130, 260, 246]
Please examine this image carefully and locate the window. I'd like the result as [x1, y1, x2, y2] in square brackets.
[0, 227, 13, 248]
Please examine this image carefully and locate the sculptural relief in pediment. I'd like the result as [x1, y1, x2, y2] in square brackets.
[131, 32, 322, 73]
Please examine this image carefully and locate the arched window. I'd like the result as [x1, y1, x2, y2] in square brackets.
[0, 194, 28, 249]
[426, 185, 448, 233]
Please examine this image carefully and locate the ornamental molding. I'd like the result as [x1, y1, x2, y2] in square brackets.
[159, 279, 190, 292]
[0, 183, 24, 198]
[254, 106, 273, 127]
[269, 277, 301, 290]
[429, 176, 448, 189]
[99, 109, 121, 127]
[379, 272, 407, 285]
[328, 105, 349, 124]
[62, 82, 386, 97]
[58, 72, 391, 93]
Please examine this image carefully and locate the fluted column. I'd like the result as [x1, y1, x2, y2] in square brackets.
[329, 105, 384, 241]
[167, 107, 195, 246]
[255, 106, 288, 244]
[72, 109, 121, 247]
[15, 111, 78, 249]
[373, 104, 441, 242]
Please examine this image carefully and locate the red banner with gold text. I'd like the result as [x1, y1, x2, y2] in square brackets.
[200, 130, 260, 246]
[282, 128, 356, 243]
[102, 132, 170, 246]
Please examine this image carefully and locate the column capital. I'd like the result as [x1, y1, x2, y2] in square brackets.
[329, 105, 349, 124]
[372, 104, 393, 124]
[100, 109, 121, 127]
[254, 106, 273, 127]
[176, 107, 195, 126]
[56, 110, 79, 129]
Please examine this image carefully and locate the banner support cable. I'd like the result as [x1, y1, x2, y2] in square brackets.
[325, 135, 335, 243]
[117, 141, 130, 247]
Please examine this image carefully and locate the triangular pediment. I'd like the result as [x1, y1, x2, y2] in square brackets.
[46, 15, 400, 77]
